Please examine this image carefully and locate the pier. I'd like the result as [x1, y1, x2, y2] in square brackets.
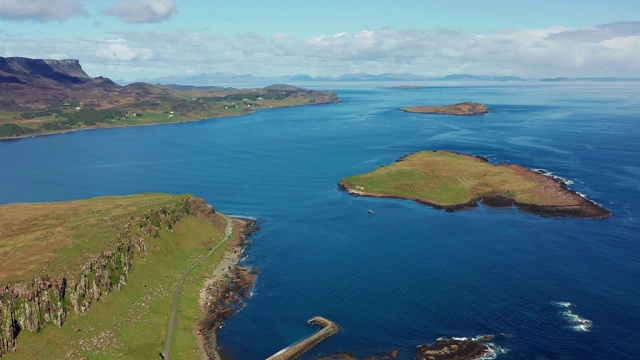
[266, 316, 339, 360]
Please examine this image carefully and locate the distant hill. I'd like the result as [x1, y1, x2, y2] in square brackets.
[144, 72, 434, 85]
[540, 77, 640, 82]
[434, 74, 526, 81]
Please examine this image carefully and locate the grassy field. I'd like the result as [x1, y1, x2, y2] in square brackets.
[340, 150, 609, 218]
[0, 193, 186, 284]
[1, 194, 244, 359]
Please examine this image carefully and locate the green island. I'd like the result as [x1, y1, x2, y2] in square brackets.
[0, 193, 256, 359]
[400, 101, 488, 115]
[0, 57, 339, 139]
[339, 150, 611, 218]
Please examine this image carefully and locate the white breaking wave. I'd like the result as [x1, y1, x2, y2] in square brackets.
[434, 336, 507, 359]
[552, 301, 592, 332]
[532, 168, 574, 185]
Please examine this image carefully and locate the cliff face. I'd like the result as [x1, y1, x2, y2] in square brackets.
[0, 57, 91, 84]
[0, 196, 215, 357]
[0, 56, 130, 111]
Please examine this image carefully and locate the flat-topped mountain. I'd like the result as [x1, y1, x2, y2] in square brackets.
[0, 56, 338, 138]
[0, 56, 169, 111]
[0, 57, 91, 83]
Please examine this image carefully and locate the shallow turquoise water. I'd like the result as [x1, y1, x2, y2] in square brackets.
[1, 82, 639, 359]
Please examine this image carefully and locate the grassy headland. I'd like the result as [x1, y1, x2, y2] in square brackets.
[339, 150, 610, 218]
[0, 194, 252, 359]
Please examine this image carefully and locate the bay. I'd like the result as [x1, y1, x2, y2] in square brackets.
[1, 82, 639, 359]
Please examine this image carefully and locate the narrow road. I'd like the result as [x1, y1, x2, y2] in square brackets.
[162, 214, 233, 360]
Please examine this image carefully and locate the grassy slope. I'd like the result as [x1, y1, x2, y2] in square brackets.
[1, 194, 240, 359]
[340, 150, 561, 207]
[0, 193, 184, 284]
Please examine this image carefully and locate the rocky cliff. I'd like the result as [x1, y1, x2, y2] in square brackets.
[0, 56, 125, 111]
[0, 196, 215, 357]
[0, 57, 91, 84]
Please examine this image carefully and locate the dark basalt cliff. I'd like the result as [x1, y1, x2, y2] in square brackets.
[0, 57, 91, 84]
[0, 196, 215, 357]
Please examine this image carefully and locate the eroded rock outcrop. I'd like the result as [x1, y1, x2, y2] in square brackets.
[416, 335, 498, 360]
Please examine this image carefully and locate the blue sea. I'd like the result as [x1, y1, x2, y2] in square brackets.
[1, 82, 639, 359]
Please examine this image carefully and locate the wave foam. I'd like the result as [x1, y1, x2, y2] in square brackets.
[434, 335, 507, 359]
[553, 301, 592, 332]
[533, 168, 574, 185]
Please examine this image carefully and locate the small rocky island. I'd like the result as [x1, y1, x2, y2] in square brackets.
[416, 336, 498, 360]
[386, 85, 427, 89]
[313, 335, 498, 360]
[339, 150, 611, 218]
[401, 102, 488, 115]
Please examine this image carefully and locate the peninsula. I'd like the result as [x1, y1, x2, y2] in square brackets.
[0, 56, 339, 138]
[401, 102, 488, 115]
[0, 193, 255, 359]
[339, 150, 611, 218]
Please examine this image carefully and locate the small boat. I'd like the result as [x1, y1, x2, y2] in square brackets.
[368, 209, 374, 214]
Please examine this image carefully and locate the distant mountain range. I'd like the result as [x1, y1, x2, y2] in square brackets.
[136, 72, 531, 86]
[540, 77, 640, 82]
[134, 72, 640, 86]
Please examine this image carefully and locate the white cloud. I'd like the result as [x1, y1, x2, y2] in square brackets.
[546, 21, 640, 43]
[103, 0, 177, 24]
[96, 39, 153, 61]
[0, 0, 87, 22]
[2, 22, 638, 79]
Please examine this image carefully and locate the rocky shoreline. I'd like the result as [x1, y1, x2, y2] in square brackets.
[198, 220, 259, 360]
[312, 335, 500, 360]
[416, 335, 499, 360]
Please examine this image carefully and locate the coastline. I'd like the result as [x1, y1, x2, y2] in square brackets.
[197, 218, 259, 360]
[339, 182, 610, 218]
[0, 99, 340, 141]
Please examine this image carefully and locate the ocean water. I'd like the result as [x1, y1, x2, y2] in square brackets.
[1, 82, 639, 359]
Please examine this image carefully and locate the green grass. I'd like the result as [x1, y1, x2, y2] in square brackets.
[0, 193, 187, 285]
[3, 199, 236, 359]
[340, 150, 555, 207]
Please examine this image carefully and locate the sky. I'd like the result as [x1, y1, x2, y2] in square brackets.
[1, 0, 639, 81]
